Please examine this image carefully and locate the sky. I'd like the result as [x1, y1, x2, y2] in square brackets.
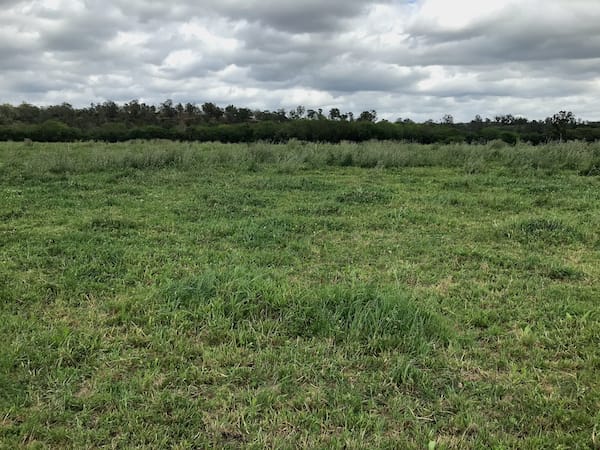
[1, 0, 600, 122]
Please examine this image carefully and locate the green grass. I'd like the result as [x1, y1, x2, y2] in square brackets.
[1, 141, 599, 448]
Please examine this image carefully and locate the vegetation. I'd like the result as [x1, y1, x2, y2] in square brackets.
[2, 101, 600, 144]
[1, 141, 599, 448]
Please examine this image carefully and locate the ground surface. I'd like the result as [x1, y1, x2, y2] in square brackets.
[1, 141, 599, 448]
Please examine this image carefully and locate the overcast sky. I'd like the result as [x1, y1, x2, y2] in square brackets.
[2, 0, 600, 122]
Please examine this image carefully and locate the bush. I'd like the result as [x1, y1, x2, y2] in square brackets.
[32, 120, 81, 142]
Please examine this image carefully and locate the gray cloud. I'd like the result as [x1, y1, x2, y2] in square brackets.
[404, 1, 600, 64]
[110, 0, 389, 32]
[1, 0, 600, 121]
[206, 0, 389, 33]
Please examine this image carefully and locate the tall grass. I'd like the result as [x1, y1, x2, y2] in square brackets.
[1, 140, 599, 178]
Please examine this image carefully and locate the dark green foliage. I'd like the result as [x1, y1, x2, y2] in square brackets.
[1, 101, 599, 143]
[33, 120, 81, 142]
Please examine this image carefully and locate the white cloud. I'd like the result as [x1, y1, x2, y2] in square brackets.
[0, 0, 599, 121]
[410, 0, 506, 31]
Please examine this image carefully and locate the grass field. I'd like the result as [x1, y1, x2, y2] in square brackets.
[1, 140, 599, 448]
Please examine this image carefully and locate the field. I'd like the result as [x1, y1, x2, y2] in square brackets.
[1, 140, 599, 448]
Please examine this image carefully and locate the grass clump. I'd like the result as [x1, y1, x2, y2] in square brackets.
[506, 218, 583, 245]
[86, 217, 139, 231]
[336, 188, 392, 205]
[160, 272, 450, 354]
[288, 284, 451, 353]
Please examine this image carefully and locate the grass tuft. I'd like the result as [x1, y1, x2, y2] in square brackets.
[288, 284, 451, 353]
[506, 218, 583, 245]
[86, 217, 139, 231]
[160, 273, 450, 354]
[336, 188, 392, 205]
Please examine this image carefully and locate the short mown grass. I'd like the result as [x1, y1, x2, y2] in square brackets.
[1, 141, 599, 448]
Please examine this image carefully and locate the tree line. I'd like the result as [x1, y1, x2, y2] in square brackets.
[1, 101, 599, 144]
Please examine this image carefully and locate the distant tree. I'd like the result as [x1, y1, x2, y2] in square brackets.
[224, 105, 239, 123]
[513, 116, 529, 125]
[358, 110, 377, 122]
[547, 110, 576, 141]
[16, 102, 41, 123]
[442, 114, 454, 124]
[1, 98, 596, 145]
[201, 102, 224, 123]
[224, 104, 254, 123]
[124, 100, 142, 123]
[494, 114, 516, 125]
[288, 105, 305, 120]
[102, 101, 119, 121]
[253, 109, 287, 122]
[184, 102, 197, 116]
[467, 115, 485, 133]
[328, 108, 342, 121]
[237, 107, 253, 123]
[0, 104, 16, 125]
[160, 99, 176, 116]
[275, 108, 288, 122]
[44, 103, 75, 125]
[181, 102, 200, 125]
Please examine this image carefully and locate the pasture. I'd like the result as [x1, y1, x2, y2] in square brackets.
[1, 140, 599, 448]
